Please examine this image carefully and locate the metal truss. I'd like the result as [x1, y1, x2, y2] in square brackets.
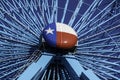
[0, 0, 120, 80]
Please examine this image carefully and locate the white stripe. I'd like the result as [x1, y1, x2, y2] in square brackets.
[56, 23, 77, 36]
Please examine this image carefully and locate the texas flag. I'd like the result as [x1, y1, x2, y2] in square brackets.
[43, 22, 77, 49]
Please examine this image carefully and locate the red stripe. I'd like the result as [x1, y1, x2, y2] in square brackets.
[56, 32, 77, 49]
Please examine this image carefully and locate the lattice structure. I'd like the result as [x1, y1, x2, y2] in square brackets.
[0, 0, 120, 80]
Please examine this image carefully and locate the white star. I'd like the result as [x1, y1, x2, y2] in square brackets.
[45, 27, 54, 35]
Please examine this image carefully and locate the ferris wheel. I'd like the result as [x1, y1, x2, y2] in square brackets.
[0, 0, 120, 80]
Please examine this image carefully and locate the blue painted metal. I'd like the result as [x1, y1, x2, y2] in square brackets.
[0, 0, 120, 80]
[63, 55, 101, 80]
[17, 52, 53, 80]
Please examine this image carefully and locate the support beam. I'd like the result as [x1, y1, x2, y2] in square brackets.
[17, 53, 53, 80]
[63, 55, 101, 80]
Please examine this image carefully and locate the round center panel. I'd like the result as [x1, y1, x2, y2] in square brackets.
[43, 22, 78, 49]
